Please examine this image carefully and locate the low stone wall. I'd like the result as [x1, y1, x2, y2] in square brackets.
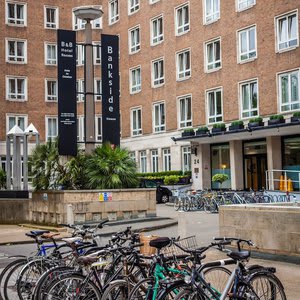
[219, 203, 300, 256]
[0, 199, 29, 224]
[30, 189, 157, 225]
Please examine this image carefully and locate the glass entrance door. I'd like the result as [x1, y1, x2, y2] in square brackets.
[245, 155, 267, 191]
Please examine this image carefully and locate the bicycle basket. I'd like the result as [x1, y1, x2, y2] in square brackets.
[162, 235, 198, 256]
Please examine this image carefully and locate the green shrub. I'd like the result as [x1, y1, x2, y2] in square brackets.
[213, 123, 226, 129]
[164, 175, 180, 185]
[230, 120, 244, 126]
[212, 173, 228, 184]
[183, 128, 195, 133]
[196, 126, 208, 132]
[0, 169, 6, 189]
[270, 114, 284, 120]
[293, 111, 300, 117]
[249, 116, 263, 123]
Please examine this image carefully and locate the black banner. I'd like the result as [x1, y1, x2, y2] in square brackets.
[57, 29, 77, 156]
[101, 34, 120, 146]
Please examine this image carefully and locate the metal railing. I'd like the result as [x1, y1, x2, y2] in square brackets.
[266, 169, 300, 191]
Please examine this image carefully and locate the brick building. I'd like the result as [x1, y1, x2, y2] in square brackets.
[0, 0, 299, 191]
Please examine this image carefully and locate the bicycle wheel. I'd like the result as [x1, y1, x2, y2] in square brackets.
[128, 277, 156, 300]
[174, 198, 181, 211]
[156, 279, 189, 300]
[173, 288, 205, 299]
[183, 198, 191, 212]
[203, 201, 211, 213]
[101, 280, 134, 300]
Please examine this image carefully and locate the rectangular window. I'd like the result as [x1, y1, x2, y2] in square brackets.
[93, 42, 101, 65]
[45, 6, 58, 29]
[94, 79, 102, 101]
[240, 80, 258, 118]
[128, 0, 139, 14]
[77, 116, 85, 142]
[279, 69, 300, 112]
[151, 15, 163, 45]
[179, 95, 192, 128]
[77, 79, 85, 102]
[6, 76, 27, 101]
[73, 14, 86, 30]
[76, 44, 85, 66]
[6, 39, 26, 63]
[163, 148, 171, 171]
[45, 79, 57, 102]
[139, 151, 147, 173]
[153, 102, 165, 132]
[276, 11, 299, 52]
[204, 0, 220, 24]
[152, 58, 164, 87]
[131, 108, 142, 136]
[46, 117, 58, 141]
[237, 0, 255, 11]
[109, 0, 119, 24]
[96, 115, 102, 141]
[130, 67, 141, 93]
[7, 115, 27, 132]
[129, 26, 140, 53]
[207, 88, 223, 123]
[129, 152, 136, 162]
[6, 1, 26, 26]
[92, 17, 102, 29]
[182, 146, 191, 172]
[238, 26, 257, 62]
[151, 149, 159, 172]
[205, 38, 221, 71]
[175, 3, 189, 35]
[176, 49, 191, 80]
[45, 43, 57, 65]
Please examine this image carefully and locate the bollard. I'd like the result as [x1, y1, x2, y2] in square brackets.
[67, 204, 74, 225]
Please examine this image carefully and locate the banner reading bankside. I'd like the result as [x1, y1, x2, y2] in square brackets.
[101, 34, 120, 147]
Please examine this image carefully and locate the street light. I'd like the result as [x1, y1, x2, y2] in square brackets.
[73, 6, 103, 154]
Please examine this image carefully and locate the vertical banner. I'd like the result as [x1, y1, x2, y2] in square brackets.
[101, 34, 120, 146]
[57, 29, 77, 156]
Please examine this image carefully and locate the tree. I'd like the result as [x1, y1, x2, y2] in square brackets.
[0, 169, 6, 189]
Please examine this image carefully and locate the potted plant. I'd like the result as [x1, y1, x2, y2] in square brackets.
[212, 173, 229, 189]
[248, 116, 263, 128]
[229, 120, 244, 131]
[181, 128, 195, 137]
[195, 126, 209, 135]
[268, 114, 285, 125]
[212, 123, 226, 133]
[291, 112, 300, 123]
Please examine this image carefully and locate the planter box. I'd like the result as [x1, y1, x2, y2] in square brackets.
[248, 121, 264, 128]
[229, 124, 244, 131]
[212, 127, 226, 133]
[268, 119, 285, 126]
[195, 130, 208, 136]
[291, 116, 300, 123]
[182, 131, 195, 137]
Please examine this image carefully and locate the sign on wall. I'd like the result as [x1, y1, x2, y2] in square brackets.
[101, 34, 120, 146]
[57, 29, 77, 156]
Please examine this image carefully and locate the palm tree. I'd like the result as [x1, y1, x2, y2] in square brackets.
[85, 143, 138, 189]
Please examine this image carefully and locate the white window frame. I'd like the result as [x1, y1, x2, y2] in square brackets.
[92, 16, 102, 29]
[45, 116, 58, 141]
[6, 1, 27, 26]
[151, 149, 159, 173]
[44, 6, 58, 29]
[109, 0, 119, 25]
[175, 3, 190, 36]
[182, 146, 191, 172]
[129, 26, 140, 54]
[77, 79, 85, 102]
[95, 115, 102, 142]
[178, 94, 192, 128]
[94, 78, 102, 101]
[176, 48, 191, 81]
[151, 15, 164, 45]
[237, 25, 257, 63]
[45, 43, 57, 65]
[205, 37, 221, 72]
[239, 78, 259, 119]
[139, 150, 147, 173]
[93, 42, 101, 65]
[45, 79, 58, 102]
[131, 107, 142, 136]
[5, 38, 27, 64]
[153, 101, 166, 133]
[203, 0, 220, 25]
[278, 68, 300, 112]
[275, 10, 299, 53]
[76, 44, 85, 66]
[130, 66, 141, 94]
[152, 57, 164, 87]
[6, 114, 28, 133]
[77, 115, 85, 142]
[206, 87, 223, 124]
[72, 12, 86, 30]
[163, 148, 171, 171]
[236, 0, 256, 12]
[6, 76, 27, 101]
[128, 0, 139, 15]
[149, 0, 160, 4]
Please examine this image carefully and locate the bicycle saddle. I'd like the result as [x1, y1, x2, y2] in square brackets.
[228, 250, 250, 260]
[149, 237, 171, 249]
[28, 230, 50, 236]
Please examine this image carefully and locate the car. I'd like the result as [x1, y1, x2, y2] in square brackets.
[138, 178, 172, 203]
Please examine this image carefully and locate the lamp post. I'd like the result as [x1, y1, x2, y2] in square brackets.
[73, 6, 103, 154]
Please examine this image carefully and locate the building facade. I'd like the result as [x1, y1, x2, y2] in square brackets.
[0, 0, 299, 191]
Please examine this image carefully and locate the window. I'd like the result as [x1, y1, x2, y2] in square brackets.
[240, 79, 258, 118]
[76, 44, 85, 66]
[94, 79, 102, 101]
[93, 42, 101, 65]
[128, 0, 139, 14]
[129, 26, 140, 54]
[6, 39, 27, 63]
[7, 114, 27, 132]
[163, 148, 171, 171]
[73, 14, 86, 30]
[45, 43, 57, 65]
[129, 152, 136, 162]
[77, 79, 85, 102]
[44, 6, 58, 29]
[152, 58, 164, 87]
[92, 17, 102, 29]
[151, 149, 159, 172]
[182, 146, 191, 172]
[178, 95, 192, 128]
[96, 115, 102, 141]
[238, 26, 257, 62]
[131, 107, 142, 136]
[149, 0, 160, 4]
[153, 102, 165, 132]
[175, 3, 189, 35]
[151, 15, 163, 45]
[276, 11, 298, 52]
[6, 1, 26, 26]
[130, 66, 141, 93]
[109, 0, 119, 24]
[207, 88, 223, 123]
[237, 0, 255, 11]
[205, 38, 221, 72]
[6, 76, 27, 101]
[176, 49, 191, 80]
[45, 79, 57, 102]
[204, 0, 220, 24]
[139, 151, 147, 173]
[77, 115, 84, 142]
[46, 117, 58, 141]
[278, 69, 300, 112]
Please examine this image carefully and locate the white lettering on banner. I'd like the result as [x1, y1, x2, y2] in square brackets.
[107, 46, 113, 54]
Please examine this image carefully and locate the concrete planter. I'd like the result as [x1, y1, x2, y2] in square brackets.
[182, 131, 195, 137]
[291, 116, 300, 123]
[212, 127, 226, 133]
[195, 130, 208, 136]
[248, 121, 264, 128]
[229, 124, 244, 131]
[268, 118, 285, 125]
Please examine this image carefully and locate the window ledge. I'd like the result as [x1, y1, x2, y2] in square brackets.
[236, 4, 255, 13]
[6, 23, 27, 28]
[6, 98, 27, 102]
[6, 61, 27, 65]
[238, 57, 257, 64]
[128, 10, 139, 16]
[205, 67, 222, 73]
[152, 83, 165, 89]
[176, 76, 191, 82]
[109, 19, 120, 26]
[151, 40, 164, 47]
[129, 49, 141, 55]
[176, 29, 190, 37]
[276, 46, 298, 54]
[203, 18, 220, 26]
[130, 90, 141, 95]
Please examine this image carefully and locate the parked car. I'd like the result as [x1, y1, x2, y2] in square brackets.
[138, 178, 172, 203]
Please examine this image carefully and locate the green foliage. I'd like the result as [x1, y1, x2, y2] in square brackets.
[213, 123, 226, 129]
[270, 114, 284, 120]
[293, 111, 300, 117]
[249, 116, 263, 123]
[230, 120, 244, 126]
[196, 126, 208, 132]
[212, 173, 229, 184]
[164, 175, 180, 185]
[0, 169, 6, 189]
[137, 171, 191, 178]
[183, 128, 195, 133]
